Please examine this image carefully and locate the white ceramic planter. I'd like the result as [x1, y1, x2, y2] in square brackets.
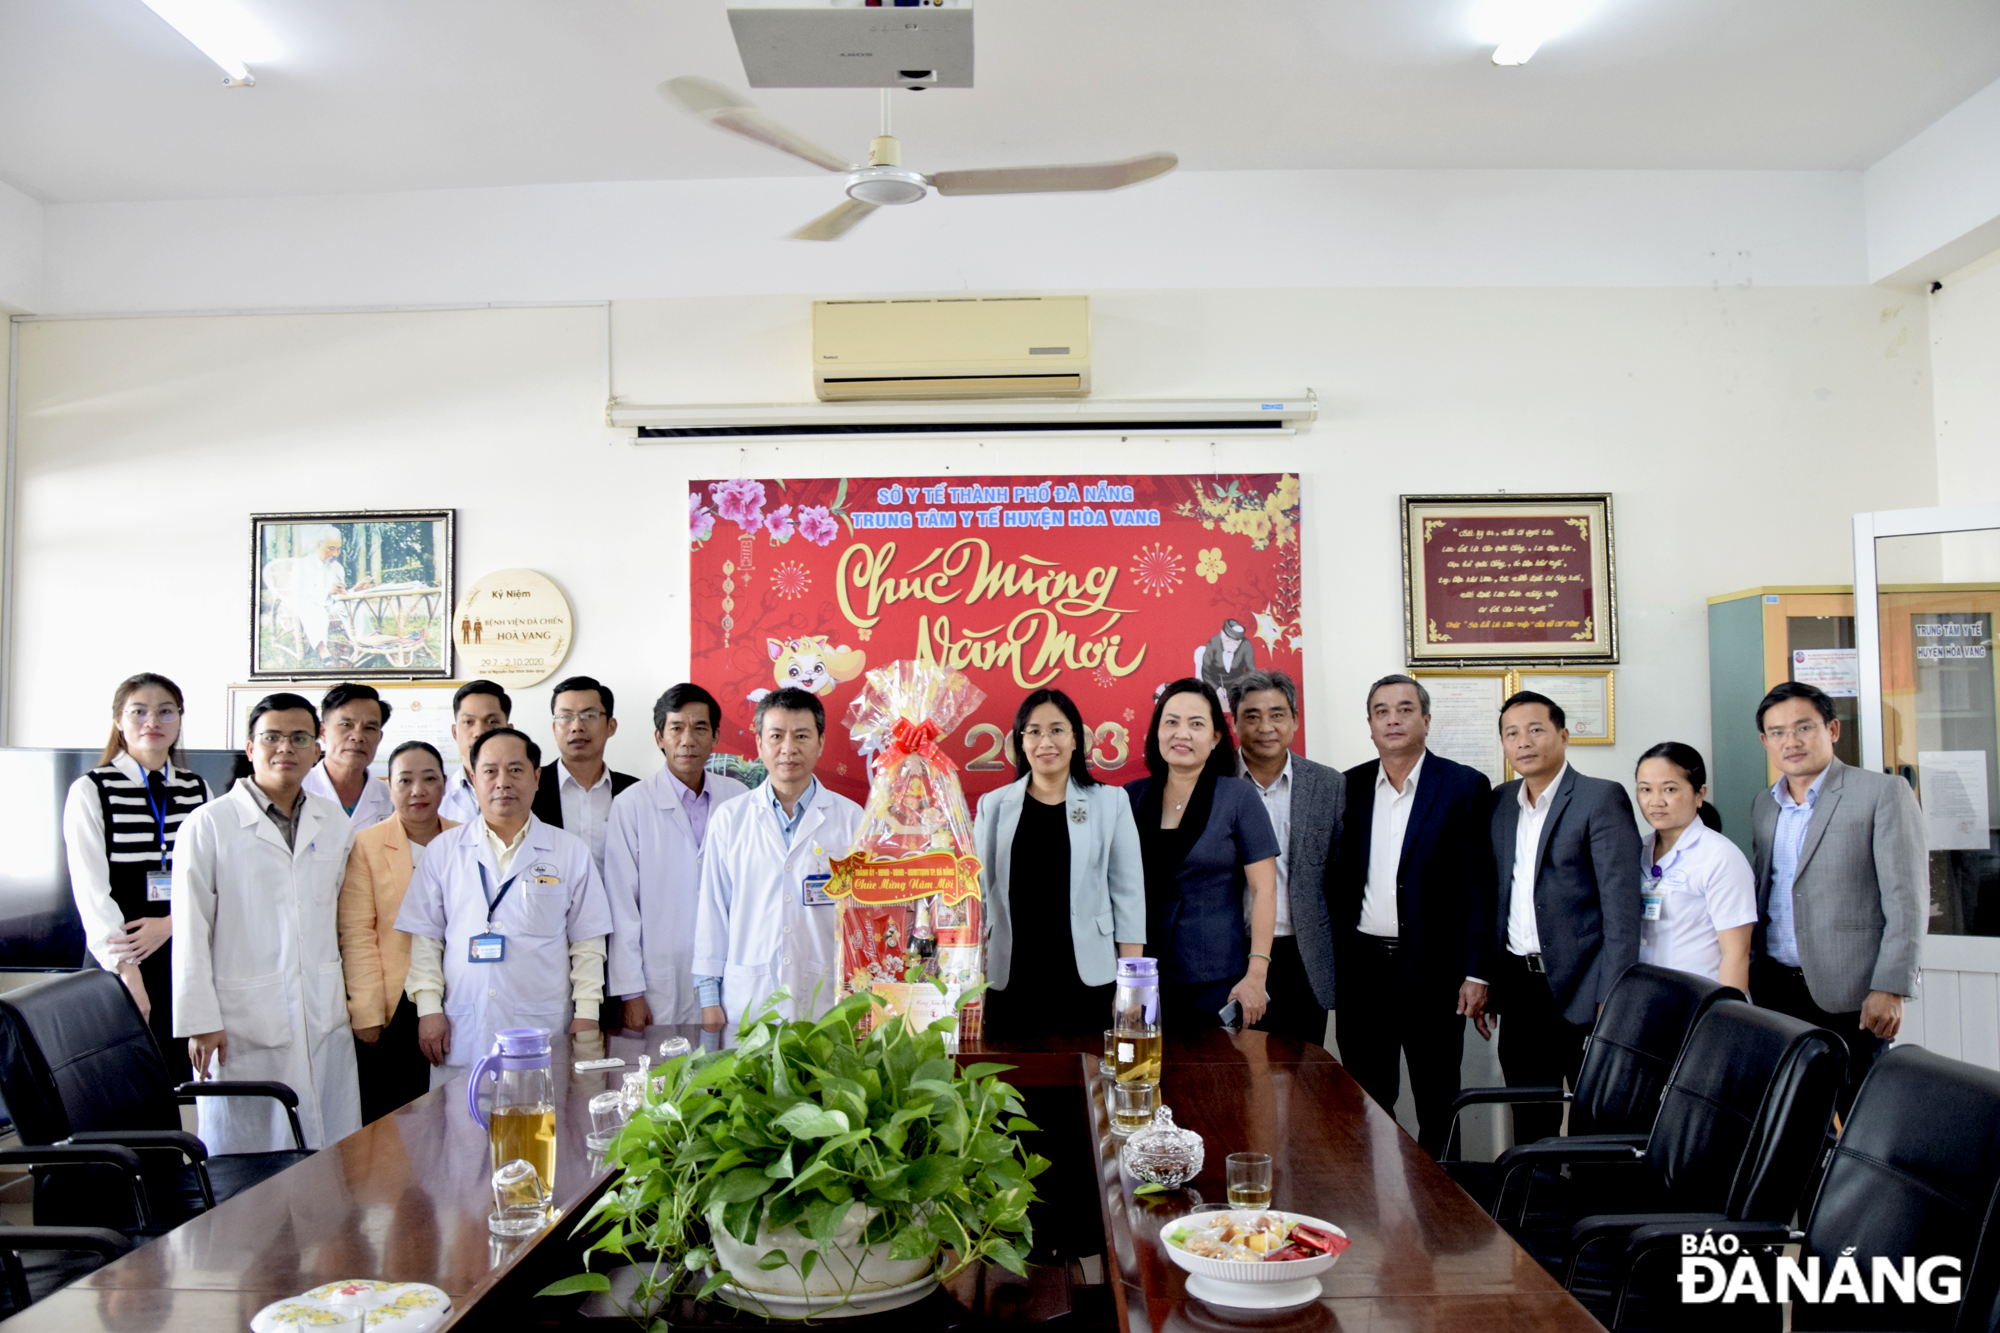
[705, 1202, 933, 1297]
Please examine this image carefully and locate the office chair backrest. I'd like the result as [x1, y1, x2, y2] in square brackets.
[1646, 1002, 1841, 1216]
[1570, 963, 1742, 1137]
[1797, 1046, 2000, 1333]
[1960, 1177, 2000, 1333]
[0, 971, 181, 1144]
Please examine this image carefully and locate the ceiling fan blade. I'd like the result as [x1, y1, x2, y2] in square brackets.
[660, 77, 853, 174]
[789, 198, 880, 242]
[928, 152, 1178, 197]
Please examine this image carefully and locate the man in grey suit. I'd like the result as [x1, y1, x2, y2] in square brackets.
[1235, 671, 1342, 1046]
[1751, 680, 1926, 1114]
[1489, 691, 1642, 1143]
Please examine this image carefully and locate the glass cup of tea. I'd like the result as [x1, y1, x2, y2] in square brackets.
[1110, 1080, 1157, 1136]
[490, 1157, 550, 1237]
[1226, 1152, 1274, 1208]
[1101, 1029, 1118, 1078]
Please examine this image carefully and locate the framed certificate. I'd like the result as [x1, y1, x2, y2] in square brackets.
[1411, 669, 1512, 786]
[1506, 668, 1615, 744]
[1402, 494, 1617, 666]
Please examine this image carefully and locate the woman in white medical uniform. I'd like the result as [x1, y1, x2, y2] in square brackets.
[1634, 742, 1756, 992]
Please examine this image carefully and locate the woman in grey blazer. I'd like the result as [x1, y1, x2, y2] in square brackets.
[973, 688, 1146, 1036]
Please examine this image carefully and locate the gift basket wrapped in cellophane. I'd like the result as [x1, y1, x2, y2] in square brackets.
[832, 660, 987, 1044]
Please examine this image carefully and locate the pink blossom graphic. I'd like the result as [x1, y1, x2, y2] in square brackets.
[688, 491, 715, 544]
[763, 504, 795, 542]
[708, 479, 767, 530]
[798, 504, 840, 546]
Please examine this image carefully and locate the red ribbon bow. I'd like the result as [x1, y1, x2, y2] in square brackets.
[882, 718, 944, 770]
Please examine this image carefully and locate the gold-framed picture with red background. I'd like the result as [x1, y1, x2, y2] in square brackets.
[1402, 493, 1617, 666]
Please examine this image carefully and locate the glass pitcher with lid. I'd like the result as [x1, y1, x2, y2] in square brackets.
[1111, 956, 1161, 1085]
[467, 1027, 556, 1196]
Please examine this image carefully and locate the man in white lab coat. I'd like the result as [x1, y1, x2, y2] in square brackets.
[173, 692, 362, 1154]
[301, 681, 395, 832]
[396, 727, 613, 1085]
[694, 687, 865, 1031]
[438, 680, 511, 825]
[606, 684, 750, 1028]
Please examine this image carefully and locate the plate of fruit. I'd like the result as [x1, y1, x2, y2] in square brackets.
[1160, 1210, 1350, 1309]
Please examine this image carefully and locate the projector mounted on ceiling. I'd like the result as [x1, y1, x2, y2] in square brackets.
[727, 0, 974, 91]
[662, 77, 1177, 240]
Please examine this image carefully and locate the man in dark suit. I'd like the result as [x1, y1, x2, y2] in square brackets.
[1489, 690, 1641, 1144]
[1334, 673, 1495, 1154]
[1234, 671, 1343, 1046]
[533, 674, 640, 879]
[1750, 680, 1926, 1115]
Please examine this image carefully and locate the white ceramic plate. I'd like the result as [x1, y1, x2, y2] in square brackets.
[1185, 1273, 1323, 1310]
[250, 1280, 451, 1332]
[712, 1271, 939, 1319]
[1161, 1211, 1347, 1286]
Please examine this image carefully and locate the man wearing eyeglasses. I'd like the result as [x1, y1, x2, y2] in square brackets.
[530, 675, 638, 879]
[172, 693, 362, 1154]
[1751, 680, 1926, 1114]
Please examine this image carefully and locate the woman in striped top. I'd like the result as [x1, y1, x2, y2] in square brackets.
[62, 672, 212, 1083]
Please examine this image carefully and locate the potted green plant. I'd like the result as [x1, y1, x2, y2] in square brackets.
[541, 987, 1045, 1322]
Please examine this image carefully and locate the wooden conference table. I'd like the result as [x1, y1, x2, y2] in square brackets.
[1, 1025, 1601, 1333]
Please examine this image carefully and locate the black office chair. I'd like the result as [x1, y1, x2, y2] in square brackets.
[1960, 1178, 2000, 1333]
[1613, 1045, 2000, 1333]
[1532, 1004, 1844, 1326]
[0, 969, 311, 1232]
[1442, 963, 1743, 1212]
[0, 1226, 131, 1316]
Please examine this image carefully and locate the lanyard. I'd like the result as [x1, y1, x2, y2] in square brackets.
[478, 862, 521, 924]
[142, 775, 171, 866]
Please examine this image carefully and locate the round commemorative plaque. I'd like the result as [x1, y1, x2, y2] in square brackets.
[450, 568, 574, 687]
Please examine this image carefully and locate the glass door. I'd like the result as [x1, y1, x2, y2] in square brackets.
[1857, 507, 2000, 943]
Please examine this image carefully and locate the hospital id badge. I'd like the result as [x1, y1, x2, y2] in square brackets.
[1641, 894, 1662, 921]
[469, 932, 506, 963]
[801, 873, 834, 907]
[145, 871, 173, 903]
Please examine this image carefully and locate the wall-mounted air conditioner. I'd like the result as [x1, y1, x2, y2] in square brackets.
[812, 295, 1089, 401]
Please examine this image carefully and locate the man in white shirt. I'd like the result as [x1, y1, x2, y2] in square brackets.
[173, 692, 361, 1152]
[302, 682, 395, 832]
[530, 675, 637, 877]
[606, 683, 751, 1029]
[439, 680, 511, 825]
[396, 726, 611, 1084]
[1487, 691, 1640, 1144]
[1334, 674, 1495, 1155]
[1233, 671, 1342, 1046]
[694, 688, 864, 1031]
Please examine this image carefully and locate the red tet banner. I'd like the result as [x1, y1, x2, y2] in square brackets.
[688, 473, 1305, 805]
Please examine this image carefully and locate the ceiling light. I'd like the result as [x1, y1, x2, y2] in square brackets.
[136, 0, 277, 86]
[1472, 0, 1598, 66]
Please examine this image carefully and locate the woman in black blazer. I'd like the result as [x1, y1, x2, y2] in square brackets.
[1125, 677, 1280, 1029]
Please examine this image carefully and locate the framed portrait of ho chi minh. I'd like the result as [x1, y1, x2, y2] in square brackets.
[1402, 494, 1617, 666]
[250, 509, 455, 680]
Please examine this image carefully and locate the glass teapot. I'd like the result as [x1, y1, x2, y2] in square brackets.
[468, 1027, 556, 1194]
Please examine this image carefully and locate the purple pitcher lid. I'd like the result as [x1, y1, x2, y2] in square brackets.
[491, 1027, 551, 1065]
[1116, 957, 1159, 980]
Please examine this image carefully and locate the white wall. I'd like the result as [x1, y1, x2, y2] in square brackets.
[0, 179, 43, 315]
[8, 285, 1934, 785]
[1931, 246, 2000, 510]
[37, 168, 1866, 314]
[1866, 76, 2000, 287]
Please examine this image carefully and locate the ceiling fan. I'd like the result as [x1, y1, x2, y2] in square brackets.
[662, 77, 1178, 241]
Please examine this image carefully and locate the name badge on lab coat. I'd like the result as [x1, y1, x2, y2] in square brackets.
[470, 933, 506, 963]
[146, 871, 173, 903]
[1641, 894, 1662, 921]
[802, 873, 834, 907]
